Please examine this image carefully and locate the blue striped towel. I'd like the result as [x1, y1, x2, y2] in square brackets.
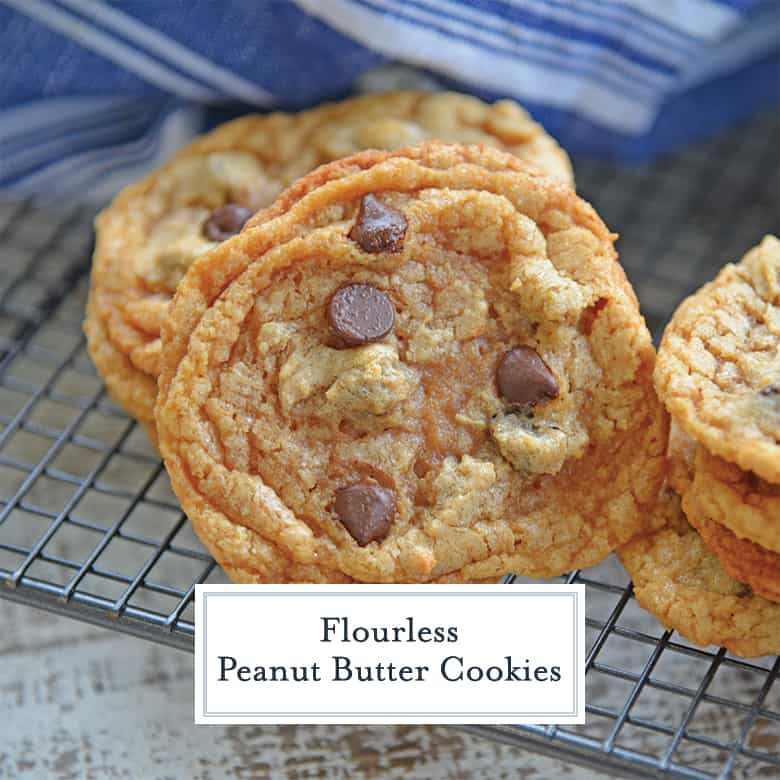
[1, 0, 778, 201]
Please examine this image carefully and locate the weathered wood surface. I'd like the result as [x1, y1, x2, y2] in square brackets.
[0, 599, 590, 779]
[3, 569, 779, 779]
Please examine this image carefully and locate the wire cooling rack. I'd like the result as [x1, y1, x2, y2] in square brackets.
[1, 109, 779, 780]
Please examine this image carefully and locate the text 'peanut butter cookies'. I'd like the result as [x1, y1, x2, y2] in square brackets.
[85, 91, 573, 440]
[156, 143, 665, 584]
[619, 491, 780, 657]
[655, 235, 780, 484]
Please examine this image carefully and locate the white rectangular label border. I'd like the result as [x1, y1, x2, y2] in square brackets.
[195, 584, 585, 725]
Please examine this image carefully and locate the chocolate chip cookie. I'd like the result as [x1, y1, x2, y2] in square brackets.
[85, 91, 573, 440]
[619, 490, 780, 657]
[630, 237, 780, 653]
[155, 142, 666, 584]
[654, 235, 780, 484]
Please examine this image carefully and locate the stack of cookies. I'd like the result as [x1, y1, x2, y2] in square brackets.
[84, 88, 776, 656]
[620, 236, 780, 657]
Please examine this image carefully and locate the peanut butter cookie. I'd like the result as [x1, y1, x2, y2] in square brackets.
[619, 491, 780, 657]
[156, 143, 665, 584]
[85, 91, 573, 438]
[655, 235, 780, 484]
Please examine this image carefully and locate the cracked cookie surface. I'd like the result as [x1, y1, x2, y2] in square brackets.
[618, 491, 780, 657]
[655, 235, 780, 484]
[85, 91, 573, 436]
[156, 143, 664, 584]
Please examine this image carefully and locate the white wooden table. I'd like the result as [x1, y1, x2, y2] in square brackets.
[1, 598, 594, 779]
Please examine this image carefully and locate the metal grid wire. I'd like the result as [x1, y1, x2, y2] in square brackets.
[1, 108, 779, 779]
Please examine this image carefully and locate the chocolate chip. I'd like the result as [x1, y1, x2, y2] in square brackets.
[334, 483, 395, 546]
[203, 204, 252, 241]
[349, 194, 407, 253]
[327, 283, 395, 347]
[760, 385, 779, 397]
[496, 346, 559, 406]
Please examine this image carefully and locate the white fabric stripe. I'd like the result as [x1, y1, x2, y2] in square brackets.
[504, 0, 737, 43]
[612, 0, 739, 38]
[0, 0, 223, 101]
[294, 0, 656, 132]
[496, 0, 698, 64]
[1, 108, 151, 179]
[12, 105, 203, 201]
[56, 0, 274, 105]
[352, 0, 659, 100]
[404, 0, 674, 88]
[676, 3, 780, 90]
[11, 130, 157, 194]
[0, 96, 142, 141]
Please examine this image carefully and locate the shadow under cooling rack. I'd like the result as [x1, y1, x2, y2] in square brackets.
[1, 108, 779, 780]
